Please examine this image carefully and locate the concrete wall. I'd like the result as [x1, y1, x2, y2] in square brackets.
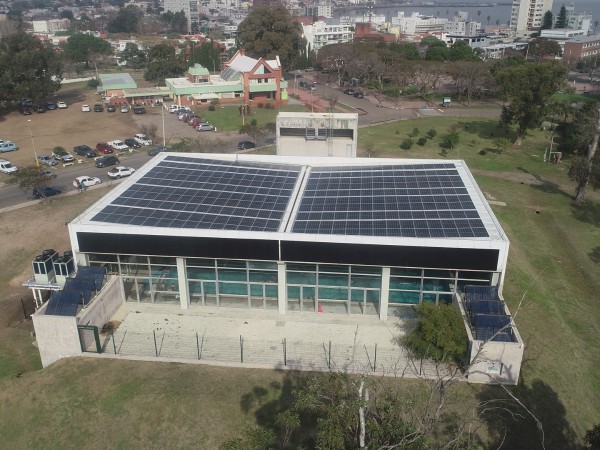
[32, 303, 81, 367]
[466, 339, 524, 385]
[278, 137, 354, 157]
[77, 275, 123, 329]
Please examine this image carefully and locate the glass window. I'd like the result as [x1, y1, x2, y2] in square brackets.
[287, 271, 316, 285]
[249, 270, 277, 283]
[219, 282, 248, 296]
[389, 291, 420, 304]
[121, 263, 150, 277]
[319, 264, 349, 273]
[217, 259, 246, 269]
[287, 263, 316, 272]
[186, 258, 215, 268]
[89, 253, 118, 263]
[351, 266, 381, 275]
[391, 268, 422, 277]
[187, 267, 216, 280]
[319, 287, 349, 301]
[389, 278, 421, 290]
[424, 269, 454, 279]
[120, 255, 147, 264]
[150, 256, 176, 265]
[219, 269, 247, 282]
[319, 273, 349, 287]
[248, 261, 277, 270]
[351, 275, 381, 289]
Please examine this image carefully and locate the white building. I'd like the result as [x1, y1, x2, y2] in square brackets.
[557, 3, 593, 34]
[510, 0, 553, 36]
[164, 0, 199, 32]
[305, 2, 333, 19]
[391, 12, 448, 36]
[302, 20, 354, 53]
[444, 18, 482, 36]
[32, 19, 70, 33]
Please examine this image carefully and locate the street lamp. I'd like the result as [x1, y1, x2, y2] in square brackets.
[294, 73, 299, 96]
[27, 119, 39, 167]
[210, 57, 217, 74]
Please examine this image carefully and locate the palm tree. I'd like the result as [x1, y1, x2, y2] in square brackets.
[595, 20, 599, 33]
[487, 15, 491, 25]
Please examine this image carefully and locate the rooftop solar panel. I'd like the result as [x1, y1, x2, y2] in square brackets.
[292, 165, 487, 238]
[90, 156, 302, 232]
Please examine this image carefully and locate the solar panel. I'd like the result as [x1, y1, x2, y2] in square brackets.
[91, 156, 302, 232]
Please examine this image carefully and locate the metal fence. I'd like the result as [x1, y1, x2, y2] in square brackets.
[102, 329, 441, 377]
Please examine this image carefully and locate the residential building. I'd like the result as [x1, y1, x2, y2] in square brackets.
[164, 0, 199, 32]
[32, 19, 70, 33]
[305, 1, 332, 19]
[555, 3, 592, 33]
[301, 20, 353, 53]
[510, 0, 553, 36]
[391, 12, 448, 36]
[563, 34, 600, 63]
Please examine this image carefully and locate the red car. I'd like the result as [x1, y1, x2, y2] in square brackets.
[96, 142, 113, 154]
[188, 117, 203, 127]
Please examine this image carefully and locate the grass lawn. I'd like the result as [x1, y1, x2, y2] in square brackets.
[0, 116, 598, 448]
[197, 104, 308, 132]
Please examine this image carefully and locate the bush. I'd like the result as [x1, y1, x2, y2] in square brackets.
[426, 128, 437, 139]
[257, 102, 264, 109]
[441, 131, 460, 150]
[208, 105, 215, 111]
[395, 130, 400, 135]
[409, 127, 420, 138]
[400, 139, 414, 150]
[416, 137, 427, 146]
[479, 149, 487, 155]
[210, 99, 219, 105]
[87, 78, 100, 88]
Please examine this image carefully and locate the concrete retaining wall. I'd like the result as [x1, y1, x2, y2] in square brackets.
[32, 303, 81, 367]
[78, 276, 123, 329]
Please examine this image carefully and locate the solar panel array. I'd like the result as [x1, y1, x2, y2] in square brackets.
[91, 156, 301, 232]
[45, 267, 107, 316]
[463, 285, 515, 343]
[292, 164, 488, 238]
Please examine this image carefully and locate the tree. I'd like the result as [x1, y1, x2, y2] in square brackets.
[59, 10, 74, 20]
[556, 5, 568, 28]
[5, 165, 56, 195]
[237, 6, 305, 70]
[0, 32, 62, 104]
[441, 131, 460, 152]
[144, 43, 184, 85]
[107, 5, 141, 33]
[62, 33, 113, 69]
[541, 10, 553, 30]
[585, 423, 600, 450]
[161, 11, 187, 34]
[528, 37, 561, 61]
[446, 61, 489, 106]
[495, 61, 567, 145]
[189, 41, 220, 73]
[239, 119, 270, 144]
[119, 42, 147, 69]
[567, 102, 600, 204]
[448, 40, 479, 62]
[389, 42, 421, 60]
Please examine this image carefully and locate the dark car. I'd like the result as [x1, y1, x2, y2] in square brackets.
[238, 141, 256, 150]
[353, 91, 364, 99]
[20, 108, 32, 115]
[32, 186, 61, 199]
[73, 145, 96, 158]
[35, 104, 47, 113]
[46, 102, 57, 110]
[95, 155, 120, 168]
[343, 88, 355, 95]
[93, 104, 104, 112]
[132, 105, 146, 114]
[96, 142, 113, 154]
[124, 138, 141, 149]
[147, 146, 169, 156]
[106, 104, 116, 112]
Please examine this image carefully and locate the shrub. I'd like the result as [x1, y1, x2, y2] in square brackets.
[87, 78, 100, 88]
[400, 138, 414, 150]
[479, 149, 487, 155]
[417, 137, 427, 146]
[426, 128, 437, 139]
[210, 99, 219, 105]
[409, 127, 420, 138]
[257, 102, 264, 109]
[208, 105, 215, 111]
[441, 131, 460, 150]
[395, 130, 400, 135]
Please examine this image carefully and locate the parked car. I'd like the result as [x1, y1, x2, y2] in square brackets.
[106, 104, 116, 112]
[108, 140, 129, 152]
[74, 176, 101, 188]
[147, 146, 169, 156]
[81, 104, 90, 112]
[304, 67, 315, 72]
[120, 105, 129, 113]
[134, 134, 152, 146]
[36, 155, 58, 166]
[132, 105, 145, 114]
[188, 117, 203, 127]
[20, 98, 33, 108]
[0, 141, 18, 152]
[168, 105, 180, 113]
[32, 186, 61, 199]
[20, 108, 32, 115]
[343, 88, 355, 95]
[93, 104, 104, 112]
[95, 155, 120, 168]
[196, 122, 215, 132]
[107, 166, 136, 179]
[0, 159, 17, 173]
[46, 102, 57, 110]
[39, 169, 57, 180]
[237, 141, 256, 150]
[96, 142, 113, 154]
[353, 91, 364, 99]
[52, 148, 75, 163]
[124, 138, 141, 149]
[57, 101, 68, 109]
[178, 112, 192, 121]
[73, 145, 96, 158]
[35, 104, 47, 113]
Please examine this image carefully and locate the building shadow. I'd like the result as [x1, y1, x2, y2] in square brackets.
[476, 379, 580, 450]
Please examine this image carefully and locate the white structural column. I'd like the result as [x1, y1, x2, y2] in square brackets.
[177, 258, 190, 309]
[277, 262, 287, 315]
[379, 267, 390, 321]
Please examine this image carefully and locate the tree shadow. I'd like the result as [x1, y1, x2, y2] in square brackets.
[571, 201, 600, 227]
[476, 379, 580, 450]
[455, 119, 514, 141]
[517, 166, 574, 199]
[588, 246, 600, 263]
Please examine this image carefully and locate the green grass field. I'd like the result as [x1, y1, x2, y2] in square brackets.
[198, 104, 307, 132]
[0, 115, 598, 448]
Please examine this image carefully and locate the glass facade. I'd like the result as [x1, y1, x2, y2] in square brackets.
[86, 253, 498, 317]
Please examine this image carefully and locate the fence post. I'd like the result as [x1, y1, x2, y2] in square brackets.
[196, 332, 200, 360]
[240, 335, 244, 363]
[111, 329, 117, 354]
[328, 340, 332, 369]
[153, 330, 158, 357]
[283, 338, 287, 366]
[373, 343, 377, 372]
[20, 298, 28, 319]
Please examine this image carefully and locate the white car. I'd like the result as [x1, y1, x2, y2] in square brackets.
[0, 159, 17, 173]
[107, 166, 136, 179]
[81, 104, 90, 112]
[57, 101, 67, 109]
[168, 105, 180, 113]
[108, 140, 129, 151]
[74, 176, 101, 188]
[134, 133, 152, 146]
[120, 105, 129, 113]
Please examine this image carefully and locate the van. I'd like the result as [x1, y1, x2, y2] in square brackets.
[0, 159, 17, 173]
